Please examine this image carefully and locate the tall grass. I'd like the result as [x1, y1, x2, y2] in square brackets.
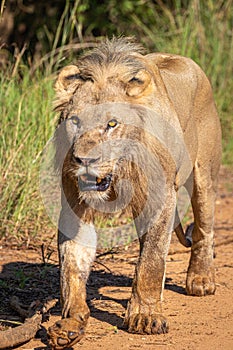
[0, 73, 55, 240]
[0, 0, 232, 241]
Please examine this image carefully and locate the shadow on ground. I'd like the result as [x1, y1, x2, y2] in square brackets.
[0, 260, 186, 348]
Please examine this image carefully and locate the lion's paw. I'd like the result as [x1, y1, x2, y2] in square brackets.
[48, 318, 85, 350]
[186, 273, 216, 296]
[124, 313, 168, 335]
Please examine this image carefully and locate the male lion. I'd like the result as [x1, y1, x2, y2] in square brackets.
[48, 38, 221, 349]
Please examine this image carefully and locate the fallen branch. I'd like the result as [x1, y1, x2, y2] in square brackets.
[0, 297, 57, 349]
[94, 260, 112, 273]
[96, 248, 119, 259]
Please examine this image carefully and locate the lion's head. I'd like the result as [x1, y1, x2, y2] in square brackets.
[54, 38, 192, 218]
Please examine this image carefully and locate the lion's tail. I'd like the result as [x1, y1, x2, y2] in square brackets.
[175, 222, 193, 248]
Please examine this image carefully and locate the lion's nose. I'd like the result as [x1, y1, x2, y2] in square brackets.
[74, 156, 100, 166]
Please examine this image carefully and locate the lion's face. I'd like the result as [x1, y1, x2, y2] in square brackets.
[59, 102, 147, 203]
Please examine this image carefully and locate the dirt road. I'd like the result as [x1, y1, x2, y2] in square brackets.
[0, 167, 232, 349]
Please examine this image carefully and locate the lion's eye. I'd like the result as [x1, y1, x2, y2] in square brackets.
[129, 77, 144, 84]
[107, 119, 118, 128]
[70, 115, 80, 125]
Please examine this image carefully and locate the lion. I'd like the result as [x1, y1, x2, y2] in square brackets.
[47, 37, 221, 349]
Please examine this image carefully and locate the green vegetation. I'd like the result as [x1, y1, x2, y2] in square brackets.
[0, 0, 232, 240]
[0, 73, 55, 239]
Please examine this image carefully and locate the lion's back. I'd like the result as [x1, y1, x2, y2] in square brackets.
[147, 52, 221, 170]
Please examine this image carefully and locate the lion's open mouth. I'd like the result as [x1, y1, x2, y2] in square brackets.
[78, 173, 112, 192]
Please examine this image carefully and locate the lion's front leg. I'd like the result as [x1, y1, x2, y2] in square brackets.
[125, 195, 175, 335]
[124, 247, 169, 335]
[48, 216, 96, 349]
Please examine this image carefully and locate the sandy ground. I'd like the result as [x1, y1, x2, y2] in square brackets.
[0, 167, 232, 350]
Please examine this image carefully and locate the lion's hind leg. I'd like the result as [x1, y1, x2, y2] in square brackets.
[186, 162, 218, 296]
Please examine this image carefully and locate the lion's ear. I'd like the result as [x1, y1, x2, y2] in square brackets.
[126, 70, 151, 97]
[55, 65, 81, 92]
[145, 53, 187, 74]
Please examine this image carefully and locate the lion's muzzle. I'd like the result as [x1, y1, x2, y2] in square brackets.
[74, 156, 112, 192]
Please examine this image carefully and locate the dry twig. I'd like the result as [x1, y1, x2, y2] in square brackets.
[0, 296, 57, 349]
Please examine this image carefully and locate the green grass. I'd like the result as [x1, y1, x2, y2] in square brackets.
[0, 0, 232, 241]
[0, 72, 55, 239]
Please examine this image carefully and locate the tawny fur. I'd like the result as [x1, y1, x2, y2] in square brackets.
[48, 37, 221, 349]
